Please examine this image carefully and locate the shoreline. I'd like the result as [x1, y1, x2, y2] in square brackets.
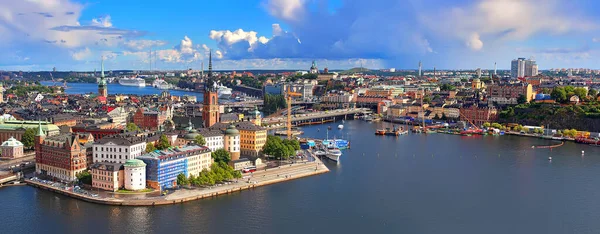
[25, 157, 330, 206]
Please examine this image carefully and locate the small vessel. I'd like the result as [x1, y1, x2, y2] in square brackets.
[375, 129, 387, 135]
[326, 148, 342, 162]
[314, 150, 326, 157]
[152, 79, 171, 90]
[364, 116, 373, 122]
[323, 139, 350, 149]
[338, 124, 344, 130]
[118, 77, 146, 87]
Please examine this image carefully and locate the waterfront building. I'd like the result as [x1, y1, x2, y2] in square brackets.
[486, 83, 534, 105]
[93, 133, 146, 164]
[443, 104, 461, 119]
[198, 129, 225, 152]
[459, 104, 498, 126]
[1, 137, 24, 159]
[35, 131, 87, 182]
[0, 119, 59, 143]
[124, 159, 146, 191]
[138, 145, 212, 190]
[91, 162, 124, 192]
[229, 158, 253, 171]
[387, 104, 407, 118]
[224, 124, 241, 161]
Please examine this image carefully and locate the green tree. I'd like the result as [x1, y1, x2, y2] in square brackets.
[195, 134, 206, 146]
[176, 173, 188, 186]
[491, 123, 503, 129]
[483, 122, 491, 128]
[76, 171, 92, 185]
[21, 128, 36, 148]
[589, 89, 598, 98]
[551, 87, 567, 103]
[517, 94, 527, 104]
[145, 142, 156, 153]
[574, 88, 588, 100]
[423, 96, 432, 104]
[156, 135, 171, 150]
[212, 148, 231, 164]
[126, 123, 141, 132]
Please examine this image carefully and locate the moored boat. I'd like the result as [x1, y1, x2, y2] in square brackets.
[326, 149, 342, 162]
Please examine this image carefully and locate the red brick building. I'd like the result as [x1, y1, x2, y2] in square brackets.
[133, 108, 167, 131]
[71, 125, 124, 140]
[459, 104, 498, 126]
[35, 132, 88, 181]
[203, 89, 220, 128]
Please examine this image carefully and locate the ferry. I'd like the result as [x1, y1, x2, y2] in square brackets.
[326, 149, 342, 162]
[118, 77, 146, 87]
[152, 79, 171, 90]
[213, 82, 233, 99]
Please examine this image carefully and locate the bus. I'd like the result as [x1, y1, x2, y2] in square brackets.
[242, 166, 257, 173]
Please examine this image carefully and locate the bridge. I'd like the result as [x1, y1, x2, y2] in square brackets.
[262, 108, 372, 128]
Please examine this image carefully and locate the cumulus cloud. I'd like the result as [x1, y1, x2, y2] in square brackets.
[71, 47, 92, 60]
[91, 15, 112, 28]
[122, 39, 167, 51]
[423, 0, 597, 51]
[155, 36, 209, 63]
[264, 0, 306, 22]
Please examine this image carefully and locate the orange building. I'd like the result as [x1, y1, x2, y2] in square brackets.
[203, 87, 220, 128]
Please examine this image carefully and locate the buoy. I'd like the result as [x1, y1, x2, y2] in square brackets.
[582, 150, 585, 154]
[531, 146, 535, 148]
[548, 157, 552, 160]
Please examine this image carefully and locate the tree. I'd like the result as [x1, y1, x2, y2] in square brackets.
[76, 171, 92, 185]
[574, 88, 588, 100]
[195, 135, 206, 146]
[126, 123, 141, 132]
[491, 123, 503, 129]
[483, 122, 491, 128]
[145, 142, 156, 153]
[176, 173, 188, 186]
[21, 128, 36, 148]
[212, 149, 231, 164]
[589, 89, 598, 98]
[517, 94, 527, 104]
[551, 87, 567, 103]
[156, 135, 171, 150]
[423, 96, 431, 104]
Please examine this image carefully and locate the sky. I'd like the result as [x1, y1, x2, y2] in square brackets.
[1, 0, 600, 71]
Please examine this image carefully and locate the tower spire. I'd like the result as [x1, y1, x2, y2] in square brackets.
[208, 49, 213, 78]
[101, 56, 105, 78]
[36, 120, 45, 137]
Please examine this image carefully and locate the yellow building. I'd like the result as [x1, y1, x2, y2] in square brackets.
[471, 78, 485, 90]
[237, 122, 267, 157]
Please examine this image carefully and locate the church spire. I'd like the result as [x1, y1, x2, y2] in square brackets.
[208, 49, 213, 78]
[35, 120, 45, 137]
[101, 57, 105, 78]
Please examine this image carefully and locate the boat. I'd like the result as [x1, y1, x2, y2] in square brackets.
[364, 116, 373, 122]
[214, 81, 232, 99]
[314, 150, 327, 157]
[338, 124, 344, 130]
[385, 126, 408, 136]
[118, 77, 146, 87]
[326, 148, 342, 162]
[152, 79, 171, 90]
[322, 139, 350, 149]
[375, 129, 387, 135]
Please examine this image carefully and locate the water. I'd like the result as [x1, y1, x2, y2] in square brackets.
[41, 82, 204, 101]
[2, 120, 600, 234]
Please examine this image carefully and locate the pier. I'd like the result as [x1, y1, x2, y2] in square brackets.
[263, 108, 371, 129]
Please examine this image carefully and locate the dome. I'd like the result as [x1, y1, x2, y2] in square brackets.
[183, 129, 200, 140]
[1, 137, 23, 147]
[124, 159, 146, 168]
[225, 124, 239, 136]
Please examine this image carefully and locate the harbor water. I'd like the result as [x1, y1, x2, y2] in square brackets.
[41, 82, 205, 101]
[2, 120, 600, 233]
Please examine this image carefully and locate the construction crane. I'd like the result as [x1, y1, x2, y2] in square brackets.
[286, 87, 302, 140]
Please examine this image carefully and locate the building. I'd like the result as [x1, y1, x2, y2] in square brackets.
[133, 108, 167, 131]
[91, 162, 124, 192]
[71, 125, 124, 140]
[229, 158, 253, 171]
[98, 59, 108, 97]
[524, 59, 538, 77]
[236, 122, 267, 157]
[486, 83, 534, 105]
[1, 137, 24, 159]
[138, 145, 212, 190]
[35, 130, 87, 182]
[459, 104, 498, 126]
[224, 124, 241, 161]
[0, 120, 60, 143]
[0, 83, 4, 103]
[124, 159, 146, 191]
[92, 133, 146, 164]
[185, 146, 212, 177]
[203, 84, 220, 128]
[309, 60, 318, 74]
[107, 107, 129, 127]
[511, 58, 537, 79]
[471, 78, 484, 90]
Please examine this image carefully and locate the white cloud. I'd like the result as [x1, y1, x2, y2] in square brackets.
[209, 29, 269, 52]
[123, 39, 166, 51]
[264, 0, 306, 21]
[71, 47, 92, 60]
[466, 33, 483, 51]
[155, 36, 205, 63]
[423, 0, 597, 50]
[91, 15, 112, 28]
[594, 38, 599, 43]
[272, 23, 283, 36]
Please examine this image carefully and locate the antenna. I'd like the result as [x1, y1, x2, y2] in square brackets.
[494, 62, 497, 75]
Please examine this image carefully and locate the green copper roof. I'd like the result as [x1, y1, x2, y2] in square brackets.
[36, 121, 46, 136]
[224, 124, 239, 136]
[124, 159, 146, 167]
[1, 137, 23, 147]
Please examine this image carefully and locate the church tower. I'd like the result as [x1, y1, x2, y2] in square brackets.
[98, 57, 108, 98]
[34, 121, 46, 166]
[203, 50, 219, 128]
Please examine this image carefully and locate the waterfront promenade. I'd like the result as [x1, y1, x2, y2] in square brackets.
[26, 154, 329, 206]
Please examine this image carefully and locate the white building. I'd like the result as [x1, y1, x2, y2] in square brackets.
[186, 147, 212, 177]
[107, 107, 129, 127]
[124, 159, 146, 191]
[93, 134, 147, 164]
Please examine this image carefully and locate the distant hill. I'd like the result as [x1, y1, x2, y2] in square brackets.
[340, 67, 372, 74]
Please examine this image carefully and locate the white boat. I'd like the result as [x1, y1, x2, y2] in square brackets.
[326, 149, 342, 162]
[118, 77, 146, 87]
[338, 124, 344, 130]
[314, 151, 326, 156]
[153, 79, 171, 90]
[214, 82, 232, 99]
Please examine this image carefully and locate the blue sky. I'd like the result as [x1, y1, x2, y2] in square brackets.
[1, 0, 599, 71]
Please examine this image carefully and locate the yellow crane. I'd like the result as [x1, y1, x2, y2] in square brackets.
[286, 87, 302, 140]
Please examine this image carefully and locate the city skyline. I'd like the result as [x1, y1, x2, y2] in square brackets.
[1, 0, 600, 71]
